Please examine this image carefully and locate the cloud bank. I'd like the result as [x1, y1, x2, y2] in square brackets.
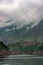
[0, 0, 43, 28]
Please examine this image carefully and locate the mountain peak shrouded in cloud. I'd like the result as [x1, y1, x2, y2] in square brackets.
[0, 0, 43, 28]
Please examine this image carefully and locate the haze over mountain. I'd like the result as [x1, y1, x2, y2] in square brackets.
[0, 19, 43, 43]
[0, 0, 43, 27]
[0, 0, 43, 43]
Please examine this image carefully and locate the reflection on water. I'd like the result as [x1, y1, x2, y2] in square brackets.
[0, 55, 43, 65]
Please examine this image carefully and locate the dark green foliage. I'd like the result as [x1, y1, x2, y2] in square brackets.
[0, 41, 9, 50]
[9, 41, 43, 53]
[22, 45, 35, 52]
[9, 41, 37, 52]
[34, 42, 43, 51]
[10, 42, 23, 51]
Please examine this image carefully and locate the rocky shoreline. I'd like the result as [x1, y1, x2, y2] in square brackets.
[0, 41, 43, 56]
[0, 50, 10, 57]
[0, 50, 43, 57]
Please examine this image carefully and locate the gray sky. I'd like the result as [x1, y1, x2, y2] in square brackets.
[0, 0, 43, 28]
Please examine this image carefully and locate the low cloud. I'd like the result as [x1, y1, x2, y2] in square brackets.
[0, 0, 13, 4]
[0, 0, 43, 28]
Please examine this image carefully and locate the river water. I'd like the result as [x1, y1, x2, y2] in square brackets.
[0, 55, 43, 65]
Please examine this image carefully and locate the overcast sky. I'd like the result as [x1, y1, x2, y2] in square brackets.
[0, 0, 43, 28]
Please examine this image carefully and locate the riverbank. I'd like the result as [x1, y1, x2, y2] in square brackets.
[0, 50, 10, 57]
[0, 50, 43, 57]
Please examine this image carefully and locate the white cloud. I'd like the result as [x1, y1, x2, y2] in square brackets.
[0, 20, 15, 27]
[5, 27, 15, 32]
[12, 27, 15, 30]
[30, 0, 43, 5]
[0, 0, 43, 28]
[0, 0, 13, 4]
[5, 29, 10, 32]
[26, 27, 29, 30]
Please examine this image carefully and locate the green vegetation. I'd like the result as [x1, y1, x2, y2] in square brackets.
[0, 40, 43, 54]
[9, 42, 23, 51]
[8, 40, 43, 54]
[22, 45, 36, 52]
[34, 42, 43, 51]
[0, 41, 9, 51]
[9, 41, 40, 53]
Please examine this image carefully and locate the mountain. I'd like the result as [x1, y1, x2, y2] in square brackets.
[22, 19, 43, 41]
[0, 19, 43, 43]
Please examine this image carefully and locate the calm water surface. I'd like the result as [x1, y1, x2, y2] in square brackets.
[0, 55, 43, 65]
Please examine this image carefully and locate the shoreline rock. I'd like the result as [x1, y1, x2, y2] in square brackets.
[33, 50, 43, 56]
[0, 50, 10, 57]
[0, 50, 43, 56]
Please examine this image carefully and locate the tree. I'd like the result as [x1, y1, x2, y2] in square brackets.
[22, 45, 35, 52]
[34, 42, 43, 51]
[0, 41, 9, 50]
